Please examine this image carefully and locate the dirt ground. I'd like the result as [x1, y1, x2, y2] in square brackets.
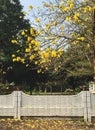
[0, 118, 95, 130]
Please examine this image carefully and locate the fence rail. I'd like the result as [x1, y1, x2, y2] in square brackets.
[0, 91, 94, 122]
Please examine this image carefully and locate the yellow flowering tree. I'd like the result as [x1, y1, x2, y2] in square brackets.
[26, 0, 95, 83]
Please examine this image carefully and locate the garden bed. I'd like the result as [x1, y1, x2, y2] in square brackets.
[0, 118, 95, 130]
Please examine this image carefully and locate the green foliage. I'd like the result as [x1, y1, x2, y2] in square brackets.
[0, 0, 30, 84]
[45, 42, 93, 90]
[0, 81, 15, 94]
[0, 0, 30, 59]
[80, 117, 84, 122]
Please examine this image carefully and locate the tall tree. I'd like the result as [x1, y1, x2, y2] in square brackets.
[0, 0, 30, 82]
[0, 0, 30, 56]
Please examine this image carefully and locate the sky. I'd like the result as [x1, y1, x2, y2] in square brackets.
[19, 0, 44, 23]
[20, 0, 43, 11]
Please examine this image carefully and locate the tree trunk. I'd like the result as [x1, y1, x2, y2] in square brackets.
[93, 9, 95, 83]
[0, 64, 4, 83]
[93, 52, 95, 83]
[92, 47, 95, 88]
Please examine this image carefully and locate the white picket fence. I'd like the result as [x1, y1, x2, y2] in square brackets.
[0, 91, 95, 122]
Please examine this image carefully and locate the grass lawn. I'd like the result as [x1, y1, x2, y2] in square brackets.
[0, 118, 95, 130]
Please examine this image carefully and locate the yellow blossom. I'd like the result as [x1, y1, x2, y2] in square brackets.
[58, 49, 63, 55]
[11, 40, 18, 44]
[51, 41, 56, 45]
[35, 61, 38, 65]
[25, 48, 31, 53]
[87, 44, 90, 48]
[67, 1, 71, 5]
[35, 41, 40, 47]
[16, 50, 20, 53]
[62, 6, 68, 11]
[81, 37, 85, 41]
[25, 29, 28, 32]
[22, 11, 27, 15]
[83, 8, 88, 13]
[13, 58, 17, 62]
[42, 52, 49, 58]
[93, 6, 95, 10]
[53, 21, 58, 26]
[26, 64, 29, 67]
[72, 41, 78, 45]
[82, 0, 86, 2]
[60, 25, 64, 30]
[21, 31, 25, 35]
[46, 47, 52, 51]
[51, 50, 57, 57]
[12, 54, 15, 58]
[34, 47, 38, 51]
[48, 36, 52, 39]
[29, 55, 35, 60]
[21, 59, 25, 63]
[30, 28, 34, 35]
[45, 67, 48, 70]
[16, 57, 21, 61]
[28, 5, 33, 9]
[27, 36, 31, 42]
[59, 4, 63, 9]
[69, 4, 74, 9]
[50, 5, 54, 9]
[45, 24, 51, 29]
[43, 3, 49, 7]
[61, 32, 64, 35]
[77, 37, 85, 41]
[73, 13, 80, 20]
[35, 18, 40, 23]
[31, 40, 36, 44]
[54, 67, 58, 71]
[57, 54, 61, 58]
[66, 16, 71, 21]
[55, 35, 59, 39]
[37, 69, 41, 73]
[19, 16, 22, 18]
[3, 71, 6, 74]
[29, 45, 32, 49]
[88, 6, 92, 12]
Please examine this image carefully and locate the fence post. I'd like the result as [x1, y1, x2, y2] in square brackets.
[82, 91, 91, 122]
[17, 91, 22, 119]
[82, 91, 88, 122]
[87, 91, 91, 122]
[13, 91, 18, 118]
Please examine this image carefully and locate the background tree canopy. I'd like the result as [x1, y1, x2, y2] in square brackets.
[1, 0, 95, 94]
